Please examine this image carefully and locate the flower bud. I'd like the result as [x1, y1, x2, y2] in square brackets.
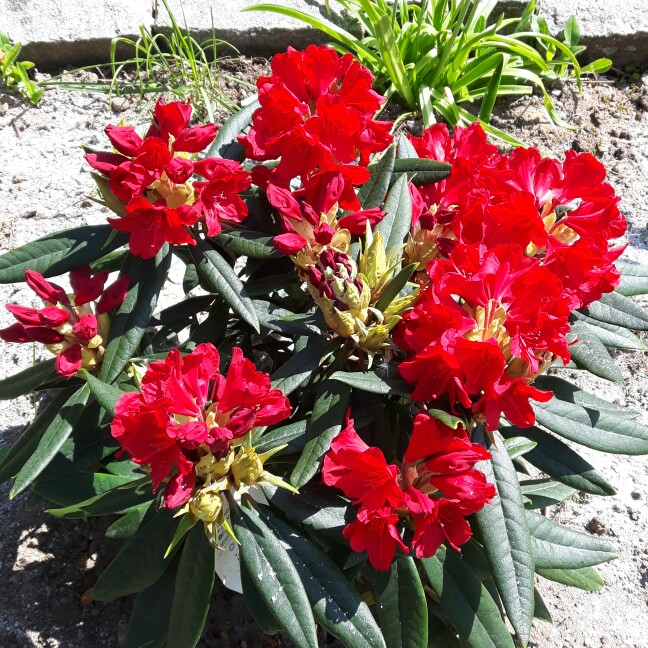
[231, 447, 264, 489]
[189, 489, 223, 523]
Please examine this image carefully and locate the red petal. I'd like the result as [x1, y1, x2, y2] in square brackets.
[105, 124, 144, 156]
[273, 233, 307, 254]
[56, 344, 83, 377]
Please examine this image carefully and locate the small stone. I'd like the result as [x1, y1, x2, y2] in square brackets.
[590, 111, 602, 126]
[110, 97, 129, 113]
[586, 517, 608, 536]
[628, 508, 640, 521]
[0, 103, 8, 117]
[12, 173, 27, 184]
[631, 491, 641, 500]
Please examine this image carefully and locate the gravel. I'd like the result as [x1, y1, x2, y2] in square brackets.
[1, 63, 647, 647]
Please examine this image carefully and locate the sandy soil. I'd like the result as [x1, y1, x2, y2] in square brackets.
[0, 61, 647, 647]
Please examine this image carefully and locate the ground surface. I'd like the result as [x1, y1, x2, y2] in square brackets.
[0, 60, 647, 647]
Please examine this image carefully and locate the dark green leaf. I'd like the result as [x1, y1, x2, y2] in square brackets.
[0, 389, 74, 484]
[564, 15, 580, 47]
[206, 97, 259, 160]
[105, 502, 155, 539]
[581, 292, 648, 330]
[575, 314, 646, 351]
[330, 370, 409, 395]
[168, 525, 215, 648]
[397, 133, 418, 159]
[358, 144, 396, 208]
[254, 420, 308, 455]
[472, 429, 534, 645]
[536, 565, 604, 591]
[616, 262, 648, 296]
[519, 479, 576, 509]
[261, 482, 352, 538]
[375, 556, 427, 648]
[392, 158, 452, 186]
[79, 370, 125, 415]
[265, 512, 387, 648]
[533, 588, 552, 624]
[214, 230, 282, 259]
[375, 174, 412, 255]
[33, 472, 133, 506]
[568, 321, 624, 383]
[0, 358, 57, 400]
[99, 246, 171, 383]
[532, 398, 648, 455]
[10, 385, 90, 498]
[0, 225, 127, 283]
[271, 337, 329, 396]
[191, 240, 259, 332]
[231, 503, 318, 648]
[526, 510, 617, 569]
[253, 300, 324, 336]
[501, 426, 616, 496]
[421, 546, 515, 648]
[503, 436, 537, 460]
[152, 295, 215, 326]
[124, 555, 177, 648]
[240, 560, 280, 635]
[290, 379, 352, 488]
[93, 510, 179, 602]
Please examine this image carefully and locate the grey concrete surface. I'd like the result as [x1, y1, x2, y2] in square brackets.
[0, 0, 647, 73]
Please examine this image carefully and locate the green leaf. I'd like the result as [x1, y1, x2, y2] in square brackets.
[0, 358, 57, 400]
[472, 429, 535, 645]
[254, 420, 308, 455]
[205, 96, 259, 160]
[0, 389, 75, 485]
[421, 546, 515, 648]
[358, 144, 396, 208]
[426, 408, 464, 430]
[563, 15, 581, 47]
[79, 370, 125, 415]
[568, 321, 624, 383]
[536, 565, 604, 591]
[168, 525, 215, 648]
[374, 263, 417, 313]
[191, 240, 259, 332]
[534, 375, 639, 419]
[105, 502, 155, 539]
[124, 555, 177, 648]
[99, 246, 171, 383]
[231, 503, 318, 648]
[391, 158, 452, 186]
[501, 426, 616, 496]
[33, 472, 133, 507]
[290, 379, 352, 488]
[214, 230, 282, 259]
[330, 369, 409, 395]
[93, 510, 180, 602]
[616, 262, 648, 296]
[47, 480, 153, 519]
[152, 295, 215, 326]
[397, 133, 418, 160]
[478, 52, 505, 122]
[582, 292, 648, 330]
[576, 314, 646, 351]
[503, 436, 537, 460]
[253, 300, 324, 337]
[264, 512, 387, 648]
[375, 556, 427, 648]
[271, 337, 329, 396]
[533, 588, 552, 624]
[261, 482, 352, 539]
[519, 479, 577, 509]
[375, 174, 412, 255]
[532, 398, 648, 455]
[10, 385, 90, 498]
[240, 560, 281, 636]
[0, 224, 127, 283]
[526, 510, 617, 569]
[165, 513, 198, 559]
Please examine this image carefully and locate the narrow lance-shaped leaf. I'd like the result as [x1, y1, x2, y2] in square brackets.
[375, 174, 412, 256]
[330, 370, 410, 395]
[536, 565, 604, 591]
[10, 385, 91, 498]
[214, 230, 281, 259]
[230, 501, 318, 648]
[290, 379, 352, 488]
[471, 428, 535, 646]
[0, 358, 58, 401]
[568, 321, 624, 383]
[79, 369, 125, 415]
[167, 524, 216, 648]
[99, 245, 171, 383]
[358, 143, 396, 208]
[374, 556, 428, 648]
[0, 224, 127, 283]
[191, 239, 260, 332]
[205, 96, 259, 161]
[270, 337, 330, 396]
[421, 546, 516, 648]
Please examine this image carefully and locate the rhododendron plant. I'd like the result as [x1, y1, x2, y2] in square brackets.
[0, 46, 646, 648]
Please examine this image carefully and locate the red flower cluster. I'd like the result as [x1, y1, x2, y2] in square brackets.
[87, 98, 252, 258]
[111, 344, 291, 508]
[239, 45, 393, 254]
[398, 123, 626, 429]
[323, 413, 494, 570]
[0, 268, 129, 376]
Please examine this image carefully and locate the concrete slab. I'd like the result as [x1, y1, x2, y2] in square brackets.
[497, 0, 648, 67]
[0, 0, 152, 69]
[153, 0, 337, 55]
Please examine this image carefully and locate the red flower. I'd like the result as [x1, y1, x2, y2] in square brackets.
[0, 268, 129, 377]
[111, 344, 291, 508]
[108, 197, 197, 259]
